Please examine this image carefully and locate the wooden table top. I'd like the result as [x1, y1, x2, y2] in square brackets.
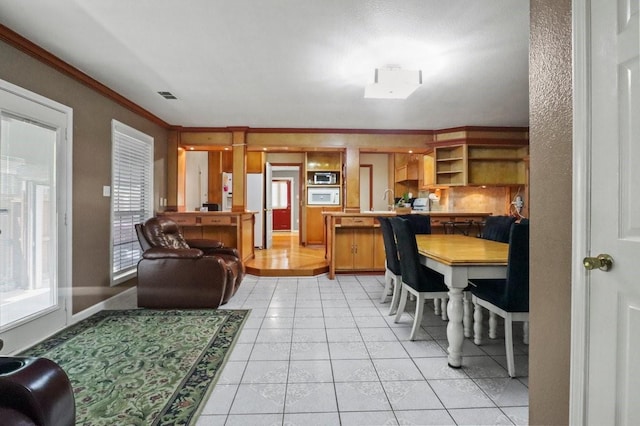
[415, 234, 509, 266]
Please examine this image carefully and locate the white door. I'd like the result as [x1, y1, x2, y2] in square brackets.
[265, 162, 273, 249]
[572, 0, 640, 424]
[0, 80, 71, 354]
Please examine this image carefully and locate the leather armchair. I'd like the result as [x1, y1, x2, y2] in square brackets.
[0, 357, 75, 426]
[136, 217, 244, 306]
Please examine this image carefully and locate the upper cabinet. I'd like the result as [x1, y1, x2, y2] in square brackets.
[305, 152, 342, 186]
[428, 128, 529, 187]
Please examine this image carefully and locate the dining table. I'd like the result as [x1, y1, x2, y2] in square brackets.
[415, 234, 509, 368]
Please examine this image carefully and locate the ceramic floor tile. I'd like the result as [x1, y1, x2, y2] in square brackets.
[339, 410, 399, 426]
[372, 358, 425, 381]
[322, 307, 352, 317]
[236, 328, 259, 344]
[350, 307, 384, 317]
[355, 316, 392, 329]
[222, 413, 283, 426]
[227, 343, 254, 362]
[326, 327, 362, 342]
[391, 325, 433, 341]
[249, 342, 291, 361]
[288, 360, 334, 383]
[428, 379, 495, 409]
[359, 327, 399, 342]
[475, 378, 530, 407]
[285, 382, 338, 413]
[365, 340, 410, 359]
[294, 308, 324, 317]
[335, 381, 392, 412]
[265, 307, 295, 317]
[332, 359, 378, 382]
[501, 406, 529, 425]
[382, 380, 443, 410]
[447, 407, 515, 425]
[292, 328, 327, 343]
[256, 328, 293, 343]
[329, 341, 370, 359]
[261, 316, 295, 329]
[395, 409, 456, 425]
[200, 384, 238, 415]
[283, 412, 341, 426]
[290, 341, 330, 360]
[215, 361, 247, 385]
[493, 354, 530, 377]
[295, 300, 323, 308]
[325, 316, 357, 328]
[229, 383, 286, 414]
[293, 317, 326, 328]
[194, 414, 227, 426]
[241, 360, 289, 384]
[435, 338, 488, 357]
[401, 340, 448, 358]
[413, 357, 469, 380]
[462, 356, 510, 378]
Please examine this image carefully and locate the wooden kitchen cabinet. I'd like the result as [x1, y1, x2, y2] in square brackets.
[305, 206, 341, 245]
[434, 144, 528, 186]
[334, 228, 375, 271]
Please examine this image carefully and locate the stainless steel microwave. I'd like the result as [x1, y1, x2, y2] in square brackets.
[313, 172, 337, 184]
[307, 187, 340, 205]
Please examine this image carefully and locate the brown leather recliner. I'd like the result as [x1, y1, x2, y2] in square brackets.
[136, 217, 244, 306]
[0, 357, 75, 426]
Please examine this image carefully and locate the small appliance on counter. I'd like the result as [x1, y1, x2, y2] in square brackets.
[412, 197, 429, 212]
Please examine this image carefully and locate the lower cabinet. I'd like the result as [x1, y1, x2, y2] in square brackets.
[331, 218, 386, 275]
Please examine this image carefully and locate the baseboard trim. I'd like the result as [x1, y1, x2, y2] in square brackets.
[71, 287, 137, 324]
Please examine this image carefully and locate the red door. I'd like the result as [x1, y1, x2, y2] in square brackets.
[272, 180, 291, 231]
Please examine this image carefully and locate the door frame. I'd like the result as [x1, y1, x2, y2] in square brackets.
[271, 177, 294, 231]
[0, 78, 73, 353]
[269, 162, 303, 241]
[569, 0, 591, 422]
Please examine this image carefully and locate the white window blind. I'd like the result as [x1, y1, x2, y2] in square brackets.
[111, 120, 153, 285]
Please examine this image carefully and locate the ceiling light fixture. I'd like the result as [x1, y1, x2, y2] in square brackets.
[364, 67, 422, 99]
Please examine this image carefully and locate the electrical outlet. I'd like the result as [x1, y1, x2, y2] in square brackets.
[512, 195, 524, 212]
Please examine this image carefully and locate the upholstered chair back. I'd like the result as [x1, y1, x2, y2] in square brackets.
[142, 217, 190, 249]
[377, 216, 401, 275]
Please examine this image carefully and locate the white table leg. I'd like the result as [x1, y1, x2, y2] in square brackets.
[463, 292, 472, 338]
[446, 287, 464, 368]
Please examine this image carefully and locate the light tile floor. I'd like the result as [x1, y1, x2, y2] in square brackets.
[124, 274, 529, 425]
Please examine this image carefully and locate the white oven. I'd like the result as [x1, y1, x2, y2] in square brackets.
[307, 187, 340, 205]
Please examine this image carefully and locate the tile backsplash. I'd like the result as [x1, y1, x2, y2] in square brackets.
[423, 187, 510, 214]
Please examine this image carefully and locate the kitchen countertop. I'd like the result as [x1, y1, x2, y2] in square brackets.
[322, 211, 492, 217]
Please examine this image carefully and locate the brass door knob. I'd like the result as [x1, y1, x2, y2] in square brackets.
[583, 254, 613, 271]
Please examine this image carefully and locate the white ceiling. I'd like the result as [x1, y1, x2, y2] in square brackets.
[0, 1, 529, 130]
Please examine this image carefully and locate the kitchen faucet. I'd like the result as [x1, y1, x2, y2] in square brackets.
[383, 189, 395, 211]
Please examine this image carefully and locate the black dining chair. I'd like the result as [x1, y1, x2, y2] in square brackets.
[480, 215, 517, 243]
[468, 221, 529, 377]
[397, 214, 432, 235]
[389, 217, 449, 340]
[377, 216, 403, 315]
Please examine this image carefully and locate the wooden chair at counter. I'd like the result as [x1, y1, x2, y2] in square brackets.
[390, 217, 450, 340]
[468, 221, 530, 377]
[377, 216, 403, 316]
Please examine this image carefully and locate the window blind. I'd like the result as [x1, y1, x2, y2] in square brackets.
[111, 120, 153, 284]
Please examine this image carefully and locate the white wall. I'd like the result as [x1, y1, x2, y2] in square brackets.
[185, 151, 208, 211]
[360, 153, 390, 211]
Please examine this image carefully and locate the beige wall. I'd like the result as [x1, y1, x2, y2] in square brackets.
[0, 40, 169, 314]
[529, 0, 573, 424]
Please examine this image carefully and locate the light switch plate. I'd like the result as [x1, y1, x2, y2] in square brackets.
[103, 185, 111, 197]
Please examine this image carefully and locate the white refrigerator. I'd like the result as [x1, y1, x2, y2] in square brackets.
[222, 172, 232, 211]
[246, 173, 264, 248]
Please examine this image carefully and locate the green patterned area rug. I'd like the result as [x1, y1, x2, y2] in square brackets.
[20, 309, 249, 425]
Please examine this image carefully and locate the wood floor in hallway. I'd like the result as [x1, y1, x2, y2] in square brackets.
[245, 232, 329, 276]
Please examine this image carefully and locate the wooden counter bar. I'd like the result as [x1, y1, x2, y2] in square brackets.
[324, 211, 492, 279]
[157, 211, 256, 262]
